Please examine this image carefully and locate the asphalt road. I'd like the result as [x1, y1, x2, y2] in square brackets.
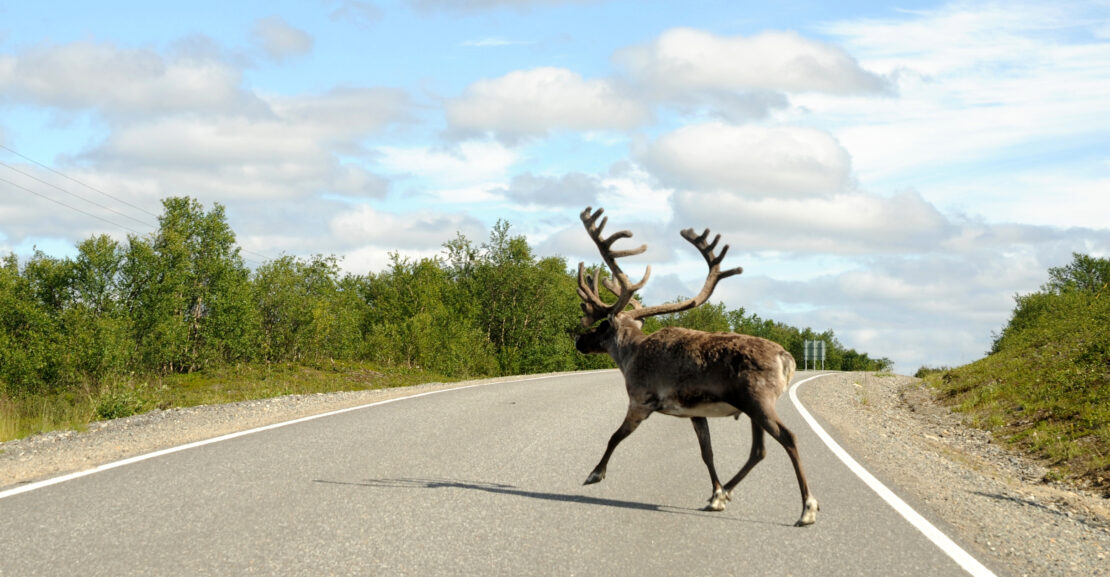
[0, 371, 995, 576]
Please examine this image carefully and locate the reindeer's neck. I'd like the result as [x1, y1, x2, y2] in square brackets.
[608, 318, 647, 371]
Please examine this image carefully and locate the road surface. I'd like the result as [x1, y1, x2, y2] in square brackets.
[0, 370, 997, 576]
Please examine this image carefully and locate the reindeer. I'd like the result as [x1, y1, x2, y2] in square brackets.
[573, 206, 819, 526]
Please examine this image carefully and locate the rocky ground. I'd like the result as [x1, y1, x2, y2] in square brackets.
[2, 371, 1108, 576]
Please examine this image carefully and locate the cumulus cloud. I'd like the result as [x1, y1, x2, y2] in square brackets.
[639, 122, 852, 198]
[445, 67, 650, 143]
[329, 204, 486, 249]
[672, 189, 952, 255]
[0, 37, 413, 257]
[252, 16, 314, 62]
[493, 172, 603, 207]
[77, 86, 410, 200]
[376, 140, 517, 202]
[269, 86, 413, 142]
[617, 27, 890, 97]
[711, 227, 1110, 372]
[0, 41, 264, 119]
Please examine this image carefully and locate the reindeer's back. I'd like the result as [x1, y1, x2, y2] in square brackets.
[630, 328, 792, 397]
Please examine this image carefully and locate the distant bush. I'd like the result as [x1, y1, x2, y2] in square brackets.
[914, 365, 952, 379]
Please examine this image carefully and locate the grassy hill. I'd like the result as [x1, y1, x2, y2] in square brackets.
[924, 254, 1110, 494]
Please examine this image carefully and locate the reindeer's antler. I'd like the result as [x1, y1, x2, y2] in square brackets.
[577, 207, 651, 326]
[575, 206, 744, 325]
[626, 227, 743, 320]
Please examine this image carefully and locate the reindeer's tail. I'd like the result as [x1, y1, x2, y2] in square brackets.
[781, 350, 797, 384]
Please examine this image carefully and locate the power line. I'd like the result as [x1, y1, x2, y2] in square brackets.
[0, 160, 156, 230]
[0, 175, 147, 236]
[4, 173, 267, 266]
[0, 143, 159, 218]
[0, 144, 274, 266]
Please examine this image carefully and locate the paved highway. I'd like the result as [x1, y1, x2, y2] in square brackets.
[0, 371, 997, 576]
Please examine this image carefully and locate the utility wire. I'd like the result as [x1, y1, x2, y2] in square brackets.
[4, 172, 266, 266]
[0, 175, 147, 236]
[1, 145, 273, 266]
[0, 160, 156, 230]
[0, 143, 159, 218]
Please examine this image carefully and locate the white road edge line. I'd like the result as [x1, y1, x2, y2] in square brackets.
[0, 372, 594, 501]
[789, 373, 997, 577]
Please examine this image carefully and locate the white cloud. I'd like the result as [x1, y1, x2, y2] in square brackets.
[0, 41, 263, 119]
[268, 86, 413, 140]
[0, 38, 413, 255]
[77, 87, 410, 201]
[330, 203, 485, 249]
[446, 67, 650, 142]
[801, 1, 1110, 204]
[375, 140, 517, 202]
[639, 122, 852, 198]
[616, 27, 890, 96]
[672, 189, 952, 255]
[252, 16, 313, 62]
[494, 172, 602, 207]
[819, 2, 1085, 78]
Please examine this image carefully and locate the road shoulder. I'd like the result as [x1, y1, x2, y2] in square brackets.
[796, 372, 1109, 577]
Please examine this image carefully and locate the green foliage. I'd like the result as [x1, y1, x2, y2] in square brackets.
[0, 254, 62, 394]
[95, 382, 148, 420]
[727, 307, 891, 371]
[934, 253, 1110, 492]
[361, 253, 497, 377]
[645, 300, 732, 333]
[1, 196, 890, 442]
[914, 365, 952, 379]
[1044, 252, 1110, 294]
[254, 255, 362, 363]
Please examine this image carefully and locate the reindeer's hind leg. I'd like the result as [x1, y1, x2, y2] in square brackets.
[746, 405, 819, 526]
[719, 417, 766, 504]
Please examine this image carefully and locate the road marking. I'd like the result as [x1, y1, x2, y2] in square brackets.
[0, 372, 598, 501]
[789, 373, 997, 577]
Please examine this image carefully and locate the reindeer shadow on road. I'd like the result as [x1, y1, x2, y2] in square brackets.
[312, 477, 783, 526]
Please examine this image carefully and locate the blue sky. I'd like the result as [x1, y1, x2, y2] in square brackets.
[2, 0, 1109, 372]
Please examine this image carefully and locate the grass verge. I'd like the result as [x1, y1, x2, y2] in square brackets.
[927, 335, 1110, 492]
[0, 360, 453, 443]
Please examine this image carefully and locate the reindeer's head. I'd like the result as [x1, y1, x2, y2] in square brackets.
[574, 206, 744, 354]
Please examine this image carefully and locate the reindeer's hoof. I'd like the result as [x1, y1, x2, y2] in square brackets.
[795, 496, 819, 526]
[704, 490, 730, 512]
[583, 471, 605, 485]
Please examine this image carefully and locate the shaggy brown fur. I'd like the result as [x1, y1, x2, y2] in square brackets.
[573, 206, 818, 526]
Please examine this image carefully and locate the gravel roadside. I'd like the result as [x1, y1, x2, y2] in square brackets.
[798, 372, 1110, 577]
[3, 370, 1108, 577]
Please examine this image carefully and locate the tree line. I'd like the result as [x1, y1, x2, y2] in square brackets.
[1, 197, 889, 398]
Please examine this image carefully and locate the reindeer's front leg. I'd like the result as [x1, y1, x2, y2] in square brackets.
[584, 406, 651, 485]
